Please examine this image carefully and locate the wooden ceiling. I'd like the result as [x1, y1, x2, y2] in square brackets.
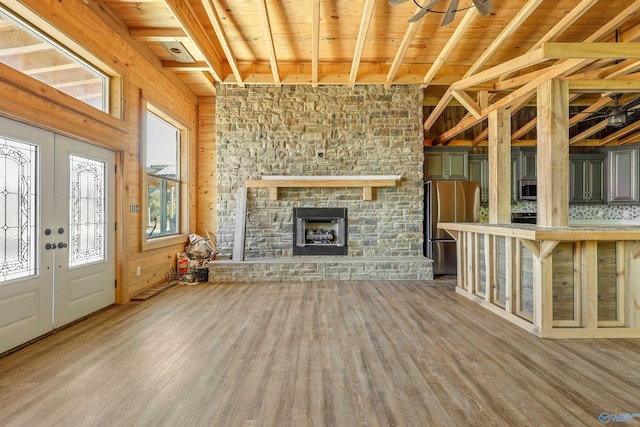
[10, 0, 640, 146]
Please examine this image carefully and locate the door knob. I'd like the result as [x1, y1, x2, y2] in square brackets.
[45, 243, 57, 250]
[58, 242, 68, 249]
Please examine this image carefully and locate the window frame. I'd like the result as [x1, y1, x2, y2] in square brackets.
[0, 5, 121, 118]
[140, 98, 190, 251]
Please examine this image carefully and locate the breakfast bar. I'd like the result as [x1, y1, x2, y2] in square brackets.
[439, 222, 640, 338]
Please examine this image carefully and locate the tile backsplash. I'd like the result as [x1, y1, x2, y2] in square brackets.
[480, 202, 640, 222]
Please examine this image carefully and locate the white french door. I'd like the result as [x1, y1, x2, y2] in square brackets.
[0, 117, 115, 354]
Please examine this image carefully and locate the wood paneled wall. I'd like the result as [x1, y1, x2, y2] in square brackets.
[196, 97, 217, 238]
[0, 0, 202, 302]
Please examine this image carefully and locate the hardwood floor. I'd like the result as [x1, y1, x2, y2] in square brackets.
[1, 278, 639, 426]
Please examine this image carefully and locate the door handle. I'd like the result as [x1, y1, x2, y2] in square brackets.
[57, 242, 68, 249]
[45, 243, 57, 250]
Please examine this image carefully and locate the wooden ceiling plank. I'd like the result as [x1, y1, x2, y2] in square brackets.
[465, 0, 543, 77]
[427, 0, 542, 132]
[437, 2, 640, 143]
[569, 96, 612, 126]
[600, 120, 640, 146]
[602, 59, 640, 79]
[129, 28, 187, 41]
[312, 0, 320, 87]
[619, 132, 640, 145]
[201, 0, 244, 86]
[619, 22, 640, 43]
[386, 0, 427, 87]
[163, 0, 225, 82]
[531, 0, 600, 51]
[569, 120, 608, 145]
[498, 0, 599, 83]
[256, 0, 281, 87]
[584, 0, 640, 43]
[423, 8, 479, 87]
[349, 0, 376, 87]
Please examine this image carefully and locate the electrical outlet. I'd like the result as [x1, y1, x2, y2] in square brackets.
[136, 266, 141, 276]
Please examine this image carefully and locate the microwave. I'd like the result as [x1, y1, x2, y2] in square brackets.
[518, 179, 537, 200]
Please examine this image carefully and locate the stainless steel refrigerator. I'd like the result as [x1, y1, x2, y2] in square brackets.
[424, 180, 480, 275]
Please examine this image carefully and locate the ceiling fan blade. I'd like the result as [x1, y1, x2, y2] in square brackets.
[389, 0, 410, 6]
[408, 0, 441, 23]
[441, 0, 460, 26]
[472, 0, 494, 16]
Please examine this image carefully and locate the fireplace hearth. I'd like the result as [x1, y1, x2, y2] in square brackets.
[293, 208, 347, 256]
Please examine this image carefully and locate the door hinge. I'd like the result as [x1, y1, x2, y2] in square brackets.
[115, 222, 117, 231]
[115, 164, 117, 174]
[114, 279, 117, 288]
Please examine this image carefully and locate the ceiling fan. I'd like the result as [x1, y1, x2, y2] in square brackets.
[389, 0, 495, 26]
[576, 94, 640, 128]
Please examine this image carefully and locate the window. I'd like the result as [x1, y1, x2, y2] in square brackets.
[142, 102, 189, 249]
[0, 6, 109, 112]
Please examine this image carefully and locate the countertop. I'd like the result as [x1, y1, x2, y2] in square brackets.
[438, 222, 640, 241]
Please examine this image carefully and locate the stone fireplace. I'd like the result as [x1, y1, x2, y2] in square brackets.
[211, 85, 433, 281]
[293, 207, 347, 256]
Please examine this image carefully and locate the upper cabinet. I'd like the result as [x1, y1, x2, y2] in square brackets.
[424, 148, 469, 180]
[569, 154, 605, 204]
[514, 148, 537, 180]
[468, 155, 489, 205]
[603, 146, 639, 204]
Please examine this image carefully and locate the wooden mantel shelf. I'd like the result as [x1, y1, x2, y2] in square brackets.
[245, 175, 402, 200]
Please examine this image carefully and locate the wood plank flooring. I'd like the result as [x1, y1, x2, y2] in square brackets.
[1, 278, 639, 426]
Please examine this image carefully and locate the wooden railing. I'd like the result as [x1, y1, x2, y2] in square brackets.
[439, 223, 640, 338]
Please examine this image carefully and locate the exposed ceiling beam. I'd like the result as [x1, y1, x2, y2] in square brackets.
[163, 0, 225, 82]
[349, 0, 376, 87]
[568, 79, 640, 93]
[422, 8, 478, 88]
[423, 0, 542, 131]
[386, 0, 429, 87]
[201, 0, 244, 86]
[162, 61, 209, 71]
[569, 120, 608, 145]
[433, 1, 640, 142]
[543, 42, 640, 60]
[256, 0, 280, 86]
[466, 0, 543, 77]
[129, 28, 187, 41]
[599, 119, 640, 146]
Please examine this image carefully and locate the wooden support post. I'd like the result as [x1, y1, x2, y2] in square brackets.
[505, 237, 514, 314]
[628, 241, 640, 328]
[488, 109, 512, 224]
[485, 234, 493, 302]
[467, 232, 475, 293]
[232, 186, 247, 262]
[537, 79, 569, 228]
[538, 250, 554, 333]
[582, 241, 598, 328]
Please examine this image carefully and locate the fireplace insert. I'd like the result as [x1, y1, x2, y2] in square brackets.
[293, 208, 347, 256]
